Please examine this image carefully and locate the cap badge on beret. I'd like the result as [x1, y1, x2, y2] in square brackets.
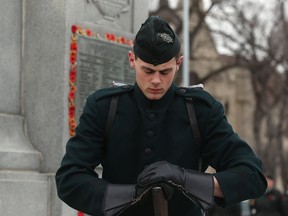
[156, 33, 173, 43]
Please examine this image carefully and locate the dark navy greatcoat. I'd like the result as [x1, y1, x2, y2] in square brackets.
[56, 83, 267, 216]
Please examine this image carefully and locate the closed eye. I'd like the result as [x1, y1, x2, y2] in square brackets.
[159, 68, 172, 75]
[141, 66, 155, 74]
[145, 69, 154, 74]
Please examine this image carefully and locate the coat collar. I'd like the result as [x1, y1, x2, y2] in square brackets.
[133, 83, 176, 110]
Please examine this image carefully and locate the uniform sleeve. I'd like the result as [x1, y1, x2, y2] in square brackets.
[55, 93, 109, 215]
[201, 100, 267, 207]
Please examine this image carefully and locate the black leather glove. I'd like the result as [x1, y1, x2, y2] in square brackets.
[102, 184, 136, 216]
[137, 160, 214, 210]
[137, 161, 185, 186]
[135, 181, 175, 200]
[103, 183, 162, 216]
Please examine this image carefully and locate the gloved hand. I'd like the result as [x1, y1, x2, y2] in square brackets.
[135, 181, 175, 200]
[137, 160, 214, 210]
[137, 161, 186, 186]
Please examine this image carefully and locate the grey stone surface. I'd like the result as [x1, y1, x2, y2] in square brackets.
[0, 171, 48, 216]
[48, 174, 78, 216]
[0, 114, 41, 170]
[0, 0, 21, 114]
[0, 0, 148, 215]
[23, 0, 69, 173]
[78, 0, 147, 33]
[0, 0, 41, 171]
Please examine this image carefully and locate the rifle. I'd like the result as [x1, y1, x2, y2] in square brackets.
[152, 187, 168, 216]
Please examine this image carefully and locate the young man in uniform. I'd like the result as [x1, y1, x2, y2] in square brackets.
[55, 16, 267, 216]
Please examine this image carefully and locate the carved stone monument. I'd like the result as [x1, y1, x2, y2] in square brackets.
[0, 1, 148, 216]
[74, 35, 135, 121]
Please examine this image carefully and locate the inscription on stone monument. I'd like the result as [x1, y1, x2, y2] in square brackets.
[75, 35, 134, 121]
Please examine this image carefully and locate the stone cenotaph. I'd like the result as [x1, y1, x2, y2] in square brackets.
[0, 1, 148, 216]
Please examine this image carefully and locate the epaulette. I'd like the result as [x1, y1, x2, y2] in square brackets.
[92, 83, 134, 101]
[175, 84, 215, 107]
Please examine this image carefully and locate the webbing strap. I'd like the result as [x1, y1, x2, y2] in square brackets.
[105, 95, 119, 138]
[185, 97, 203, 171]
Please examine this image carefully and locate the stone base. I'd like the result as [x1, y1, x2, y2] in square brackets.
[0, 171, 77, 216]
[0, 171, 48, 216]
[0, 114, 41, 170]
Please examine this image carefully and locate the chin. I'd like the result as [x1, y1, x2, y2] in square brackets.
[147, 94, 163, 100]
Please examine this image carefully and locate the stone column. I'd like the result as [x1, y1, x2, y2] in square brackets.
[0, 1, 47, 216]
[0, 0, 41, 172]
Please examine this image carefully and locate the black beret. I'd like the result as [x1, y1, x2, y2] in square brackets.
[133, 16, 181, 66]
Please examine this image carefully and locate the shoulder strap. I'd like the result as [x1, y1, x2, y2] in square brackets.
[185, 97, 203, 171]
[105, 95, 119, 138]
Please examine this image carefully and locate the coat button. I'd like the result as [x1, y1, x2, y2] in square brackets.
[144, 148, 152, 155]
[178, 88, 187, 94]
[147, 130, 154, 137]
[148, 113, 156, 120]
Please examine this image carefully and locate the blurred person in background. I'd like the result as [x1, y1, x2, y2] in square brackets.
[207, 202, 241, 216]
[250, 175, 285, 216]
[282, 181, 288, 216]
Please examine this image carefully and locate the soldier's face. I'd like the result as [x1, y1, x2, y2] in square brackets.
[128, 51, 183, 100]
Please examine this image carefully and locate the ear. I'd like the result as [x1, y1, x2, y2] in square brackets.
[176, 55, 184, 71]
[128, 51, 135, 68]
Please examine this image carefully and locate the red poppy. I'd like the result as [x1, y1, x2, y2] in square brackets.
[69, 105, 75, 118]
[69, 70, 76, 83]
[69, 90, 75, 100]
[268, 194, 276, 201]
[105, 33, 111, 40]
[105, 33, 116, 41]
[70, 42, 77, 51]
[70, 51, 77, 64]
[78, 212, 84, 216]
[120, 36, 126, 44]
[86, 29, 93, 37]
[110, 34, 116, 41]
[71, 25, 78, 33]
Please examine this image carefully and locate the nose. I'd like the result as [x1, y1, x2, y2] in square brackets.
[151, 73, 161, 85]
